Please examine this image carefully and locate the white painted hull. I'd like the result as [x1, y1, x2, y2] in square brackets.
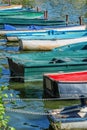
[0, 5, 22, 10]
[48, 106, 87, 129]
[61, 121, 87, 129]
[7, 36, 19, 42]
[50, 121, 87, 129]
[19, 36, 87, 51]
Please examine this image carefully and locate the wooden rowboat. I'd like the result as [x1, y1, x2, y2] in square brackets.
[47, 98, 87, 129]
[17, 29, 87, 40]
[19, 36, 87, 51]
[0, 24, 86, 36]
[0, 11, 44, 19]
[0, 17, 66, 26]
[53, 41, 87, 51]
[7, 49, 87, 82]
[43, 71, 87, 98]
[0, 8, 32, 15]
[0, 5, 22, 10]
[5, 28, 87, 42]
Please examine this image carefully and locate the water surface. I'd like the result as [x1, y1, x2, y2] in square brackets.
[0, 0, 87, 130]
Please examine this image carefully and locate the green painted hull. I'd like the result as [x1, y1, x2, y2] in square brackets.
[0, 11, 44, 19]
[0, 10, 43, 15]
[7, 49, 87, 82]
[54, 41, 87, 51]
[0, 18, 65, 25]
[24, 62, 87, 81]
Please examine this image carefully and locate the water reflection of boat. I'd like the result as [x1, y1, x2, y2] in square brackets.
[47, 98, 87, 129]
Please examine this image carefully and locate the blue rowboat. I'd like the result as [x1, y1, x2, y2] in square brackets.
[0, 24, 86, 36]
[47, 97, 87, 129]
[16, 29, 87, 51]
[6, 29, 87, 37]
[18, 29, 87, 39]
[4, 24, 87, 31]
[6, 29, 87, 42]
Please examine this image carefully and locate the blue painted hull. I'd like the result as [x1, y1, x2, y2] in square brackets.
[48, 103, 87, 129]
[6, 29, 87, 42]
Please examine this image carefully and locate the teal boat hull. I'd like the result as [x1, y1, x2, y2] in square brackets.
[7, 49, 87, 82]
[0, 18, 66, 25]
[8, 57, 87, 82]
[0, 11, 44, 19]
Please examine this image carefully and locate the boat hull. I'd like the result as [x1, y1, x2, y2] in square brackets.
[48, 113, 87, 129]
[7, 43, 87, 82]
[1, 24, 86, 36]
[19, 37, 87, 51]
[0, 18, 65, 25]
[6, 27, 87, 42]
[0, 11, 44, 20]
[48, 104, 87, 130]
[43, 71, 87, 98]
[7, 56, 87, 82]
[0, 5, 22, 10]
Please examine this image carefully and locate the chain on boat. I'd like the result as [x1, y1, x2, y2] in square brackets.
[3, 94, 87, 101]
[5, 108, 51, 116]
[1, 106, 87, 116]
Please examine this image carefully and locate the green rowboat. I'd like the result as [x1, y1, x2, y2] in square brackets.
[0, 18, 66, 25]
[0, 11, 44, 19]
[7, 49, 87, 82]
